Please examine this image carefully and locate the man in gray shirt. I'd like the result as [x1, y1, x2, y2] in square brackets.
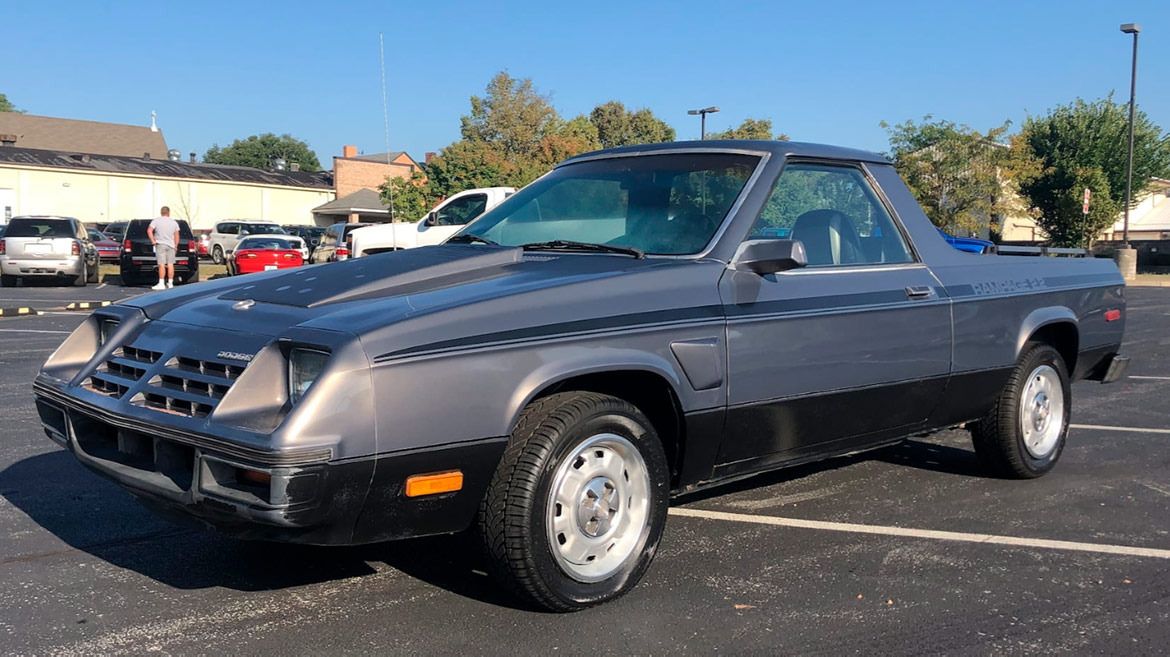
[147, 206, 181, 290]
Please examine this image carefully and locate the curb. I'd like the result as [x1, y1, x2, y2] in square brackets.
[63, 301, 112, 311]
[0, 307, 43, 317]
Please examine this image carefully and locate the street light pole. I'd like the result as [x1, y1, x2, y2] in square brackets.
[1121, 23, 1141, 247]
[687, 106, 720, 139]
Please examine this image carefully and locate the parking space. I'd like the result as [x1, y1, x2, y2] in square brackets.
[0, 288, 1167, 654]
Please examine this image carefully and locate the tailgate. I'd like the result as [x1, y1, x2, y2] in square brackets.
[9, 237, 75, 258]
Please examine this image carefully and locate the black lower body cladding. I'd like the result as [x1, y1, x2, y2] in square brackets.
[36, 392, 508, 545]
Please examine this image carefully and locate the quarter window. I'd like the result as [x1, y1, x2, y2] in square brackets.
[748, 163, 912, 266]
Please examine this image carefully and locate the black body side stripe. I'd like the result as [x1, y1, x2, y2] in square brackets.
[374, 285, 949, 363]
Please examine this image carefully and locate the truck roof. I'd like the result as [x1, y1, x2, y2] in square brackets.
[562, 140, 890, 166]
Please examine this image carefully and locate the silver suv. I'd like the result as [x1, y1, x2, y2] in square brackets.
[207, 220, 287, 264]
[0, 216, 99, 287]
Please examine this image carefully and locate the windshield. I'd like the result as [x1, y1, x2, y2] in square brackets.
[6, 218, 74, 238]
[456, 153, 760, 255]
[244, 224, 286, 235]
[239, 237, 297, 250]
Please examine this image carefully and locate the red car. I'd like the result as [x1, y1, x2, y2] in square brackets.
[86, 228, 122, 263]
[225, 236, 304, 276]
[194, 229, 211, 258]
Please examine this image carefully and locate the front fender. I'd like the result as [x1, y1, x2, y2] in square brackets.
[504, 347, 688, 434]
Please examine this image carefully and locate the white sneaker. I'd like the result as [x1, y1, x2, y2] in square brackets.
[166, 280, 174, 289]
[151, 281, 166, 291]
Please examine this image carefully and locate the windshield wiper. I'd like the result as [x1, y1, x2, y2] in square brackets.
[520, 240, 644, 259]
[447, 233, 499, 246]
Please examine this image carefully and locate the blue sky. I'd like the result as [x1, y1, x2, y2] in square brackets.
[6, 0, 1167, 166]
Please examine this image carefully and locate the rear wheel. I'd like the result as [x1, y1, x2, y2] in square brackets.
[0, 274, 16, 288]
[478, 391, 669, 612]
[970, 343, 1071, 478]
[212, 246, 224, 265]
[73, 264, 88, 287]
[87, 261, 100, 283]
[183, 268, 200, 284]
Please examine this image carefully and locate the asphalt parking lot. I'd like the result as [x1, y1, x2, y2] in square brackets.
[0, 284, 1167, 655]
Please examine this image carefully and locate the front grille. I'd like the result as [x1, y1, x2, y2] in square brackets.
[86, 346, 159, 398]
[131, 354, 249, 419]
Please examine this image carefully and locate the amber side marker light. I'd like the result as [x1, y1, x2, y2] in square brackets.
[405, 470, 463, 497]
[237, 469, 272, 486]
[1105, 309, 1122, 322]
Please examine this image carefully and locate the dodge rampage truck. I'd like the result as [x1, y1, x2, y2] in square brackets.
[35, 140, 1128, 611]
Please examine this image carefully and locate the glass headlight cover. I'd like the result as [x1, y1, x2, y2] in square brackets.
[98, 318, 119, 346]
[288, 348, 329, 405]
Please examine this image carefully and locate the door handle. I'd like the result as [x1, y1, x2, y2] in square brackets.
[905, 285, 935, 300]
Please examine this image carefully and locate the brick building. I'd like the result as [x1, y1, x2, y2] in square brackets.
[311, 146, 421, 225]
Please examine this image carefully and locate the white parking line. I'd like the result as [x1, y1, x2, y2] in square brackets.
[1128, 375, 1170, 381]
[669, 507, 1170, 560]
[0, 328, 71, 335]
[1071, 423, 1170, 435]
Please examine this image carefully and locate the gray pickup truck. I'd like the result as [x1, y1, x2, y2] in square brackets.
[35, 140, 1127, 611]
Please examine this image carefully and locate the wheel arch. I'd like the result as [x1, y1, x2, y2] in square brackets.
[1018, 307, 1079, 374]
[509, 360, 689, 486]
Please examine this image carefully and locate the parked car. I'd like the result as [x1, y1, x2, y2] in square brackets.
[283, 225, 327, 259]
[87, 228, 122, 263]
[308, 222, 372, 264]
[102, 221, 128, 241]
[1, 215, 99, 287]
[35, 140, 1127, 612]
[117, 218, 199, 286]
[207, 220, 287, 265]
[350, 187, 516, 257]
[938, 228, 995, 254]
[194, 229, 212, 259]
[226, 236, 305, 276]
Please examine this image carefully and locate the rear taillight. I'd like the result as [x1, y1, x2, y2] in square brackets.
[240, 252, 257, 259]
[336, 246, 349, 256]
[283, 252, 296, 259]
[123, 239, 132, 253]
[188, 239, 196, 252]
[0, 238, 5, 255]
[71, 240, 81, 256]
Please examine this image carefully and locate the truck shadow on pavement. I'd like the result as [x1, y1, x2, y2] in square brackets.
[0, 450, 524, 609]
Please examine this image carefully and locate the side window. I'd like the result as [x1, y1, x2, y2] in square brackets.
[436, 194, 488, 226]
[748, 163, 913, 267]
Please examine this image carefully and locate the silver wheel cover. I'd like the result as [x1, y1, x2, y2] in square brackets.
[546, 433, 651, 583]
[1019, 364, 1065, 459]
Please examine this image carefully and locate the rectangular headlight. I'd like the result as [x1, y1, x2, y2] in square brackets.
[288, 348, 329, 405]
[98, 318, 119, 346]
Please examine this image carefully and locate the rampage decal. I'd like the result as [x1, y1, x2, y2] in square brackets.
[971, 277, 1047, 296]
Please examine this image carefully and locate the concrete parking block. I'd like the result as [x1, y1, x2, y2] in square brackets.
[0, 307, 43, 317]
[62, 301, 112, 311]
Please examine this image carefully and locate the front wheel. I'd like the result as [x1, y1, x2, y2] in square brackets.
[478, 391, 669, 612]
[211, 246, 224, 265]
[970, 343, 1071, 478]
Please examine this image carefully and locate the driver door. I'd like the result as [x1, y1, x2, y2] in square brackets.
[716, 161, 952, 474]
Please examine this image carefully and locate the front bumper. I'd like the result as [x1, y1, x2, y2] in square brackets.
[34, 379, 506, 545]
[1, 256, 84, 277]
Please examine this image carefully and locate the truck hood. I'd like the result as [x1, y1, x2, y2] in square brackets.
[124, 245, 726, 351]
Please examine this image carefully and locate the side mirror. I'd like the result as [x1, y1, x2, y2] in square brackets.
[423, 212, 438, 227]
[731, 239, 807, 275]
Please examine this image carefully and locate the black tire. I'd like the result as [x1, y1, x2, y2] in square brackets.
[119, 269, 140, 287]
[478, 391, 669, 612]
[73, 264, 88, 287]
[184, 268, 200, 284]
[0, 274, 15, 288]
[87, 261, 100, 283]
[212, 246, 224, 265]
[970, 343, 1071, 479]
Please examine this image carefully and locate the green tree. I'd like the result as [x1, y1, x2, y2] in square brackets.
[707, 118, 788, 141]
[379, 170, 441, 222]
[1016, 96, 1170, 246]
[882, 116, 1022, 236]
[589, 101, 675, 148]
[203, 133, 321, 172]
[0, 93, 24, 113]
[460, 72, 562, 158]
